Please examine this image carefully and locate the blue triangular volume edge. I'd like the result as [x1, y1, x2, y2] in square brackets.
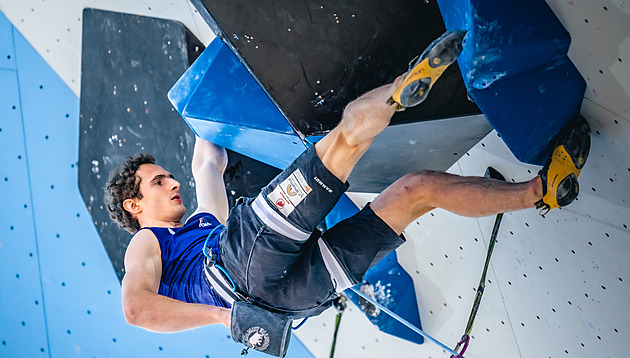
[168, 37, 306, 169]
[436, 0, 587, 165]
[326, 198, 424, 345]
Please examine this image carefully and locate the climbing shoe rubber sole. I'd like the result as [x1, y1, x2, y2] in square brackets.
[535, 115, 591, 216]
[387, 30, 467, 111]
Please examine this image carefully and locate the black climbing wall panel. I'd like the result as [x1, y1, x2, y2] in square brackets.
[192, 0, 480, 136]
[78, 9, 280, 281]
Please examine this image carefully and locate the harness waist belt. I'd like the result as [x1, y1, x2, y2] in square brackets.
[203, 259, 245, 305]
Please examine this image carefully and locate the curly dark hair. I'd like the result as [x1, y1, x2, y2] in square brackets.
[105, 153, 156, 233]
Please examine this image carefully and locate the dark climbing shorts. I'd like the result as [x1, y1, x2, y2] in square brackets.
[218, 145, 404, 317]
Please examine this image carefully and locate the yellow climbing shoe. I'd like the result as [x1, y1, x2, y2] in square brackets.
[387, 30, 467, 111]
[535, 116, 591, 216]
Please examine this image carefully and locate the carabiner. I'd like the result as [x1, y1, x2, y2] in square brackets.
[451, 335, 470, 358]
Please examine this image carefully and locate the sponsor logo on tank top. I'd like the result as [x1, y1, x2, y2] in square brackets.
[199, 217, 212, 228]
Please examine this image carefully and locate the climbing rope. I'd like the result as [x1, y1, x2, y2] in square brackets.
[350, 208, 502, 358]
[348, 168, 507, 358]
[349, 286, 463, 357]
[328, 294, 347, 358]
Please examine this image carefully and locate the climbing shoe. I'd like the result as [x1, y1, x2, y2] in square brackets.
[387, 30, 467, 111]
[535, 115, 591, 216]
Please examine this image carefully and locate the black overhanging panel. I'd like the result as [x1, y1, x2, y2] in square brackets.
[192, 0, 481, 137]
[191, 0, 489, 192]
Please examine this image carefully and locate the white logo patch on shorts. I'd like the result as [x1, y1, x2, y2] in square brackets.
[267, 169, 312, 216]
[244, 326, 270, 351]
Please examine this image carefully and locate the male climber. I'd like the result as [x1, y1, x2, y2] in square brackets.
[106, 31, 590, 334]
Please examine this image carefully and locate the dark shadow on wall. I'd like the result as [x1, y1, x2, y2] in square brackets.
[78, 9, 280, 281]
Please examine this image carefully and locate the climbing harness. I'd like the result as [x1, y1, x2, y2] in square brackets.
[202, 224, 225, 264]
[203, 224, 247, 303]
[202, 224, 317, 357]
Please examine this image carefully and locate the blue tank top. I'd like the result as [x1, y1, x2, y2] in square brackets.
[139, 212, 230, 308]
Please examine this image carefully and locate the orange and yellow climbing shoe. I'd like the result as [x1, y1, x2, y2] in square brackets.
[535, 115, 591, 216]
[387, 30, 467, 111]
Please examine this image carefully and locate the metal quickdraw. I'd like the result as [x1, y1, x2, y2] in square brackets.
[452, 335, 470, 358]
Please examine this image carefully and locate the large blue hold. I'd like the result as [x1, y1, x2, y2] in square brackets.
[168, 38, 305, 169]
[345, 251, 425, 345]
[436, 0, 586, 165]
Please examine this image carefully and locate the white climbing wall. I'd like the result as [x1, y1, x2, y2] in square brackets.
[0, 0, 215, 97]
